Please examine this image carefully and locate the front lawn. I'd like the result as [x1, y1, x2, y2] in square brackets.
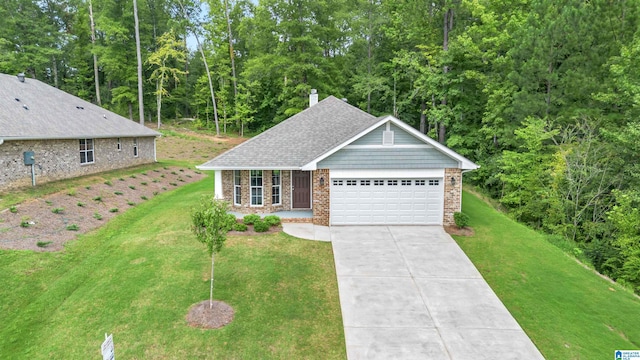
[0, 177, 345, 359]
[455, 191, 640, 359]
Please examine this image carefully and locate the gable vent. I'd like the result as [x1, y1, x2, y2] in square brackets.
[382, 130, 394, 146]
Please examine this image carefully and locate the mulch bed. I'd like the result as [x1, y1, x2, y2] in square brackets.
[227, 224, 282, 237]
[0, 166, 205, 252]
[186, 300, 235, 329]
[444, 225, 475, 237]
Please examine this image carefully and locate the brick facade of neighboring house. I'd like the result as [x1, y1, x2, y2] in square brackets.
[1, 72, 160, 191]
[0, 137, 155, 190]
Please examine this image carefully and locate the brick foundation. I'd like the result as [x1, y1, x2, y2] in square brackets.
[443, 168, 462, 226]
[281, 217, 314, 223]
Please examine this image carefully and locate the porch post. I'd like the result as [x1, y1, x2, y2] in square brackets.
[214, 170, 223, 199]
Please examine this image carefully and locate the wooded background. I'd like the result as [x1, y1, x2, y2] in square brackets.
[2, 0, 640, 294]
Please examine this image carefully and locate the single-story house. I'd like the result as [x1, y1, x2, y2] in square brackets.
[0, 73, 160, 191]
[197, 92, 478, 226]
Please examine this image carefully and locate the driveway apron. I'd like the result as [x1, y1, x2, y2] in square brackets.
[330, 226, 545, 360]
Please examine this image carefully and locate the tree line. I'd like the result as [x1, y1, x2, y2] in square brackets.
[1, 0, 640, 294]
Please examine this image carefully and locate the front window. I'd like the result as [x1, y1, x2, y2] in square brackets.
[250, 170, 263, 206]
[234, 170, 242, 205]
[79, 139, 94, 164]
[133, 138, 139, 157]
[272, 170, 281, 205]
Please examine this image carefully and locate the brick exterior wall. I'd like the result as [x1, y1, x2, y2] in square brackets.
[443, 168, 462, 226]
[0, 137, 155, 191]
[223, 170, 292, 214]
[221, 170, 234, 203]
[312, 169, 330, 226]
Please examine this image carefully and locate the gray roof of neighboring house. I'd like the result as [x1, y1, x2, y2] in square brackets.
[0, 73, 160, 140]
[199, 96, 380, 169]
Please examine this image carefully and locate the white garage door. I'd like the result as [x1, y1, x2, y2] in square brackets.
[330, 178, 444, 225]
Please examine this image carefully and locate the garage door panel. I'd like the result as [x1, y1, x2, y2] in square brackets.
[331, 177, 443, 225]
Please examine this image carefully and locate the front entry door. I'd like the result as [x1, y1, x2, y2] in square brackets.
[292, 171, 311, 208]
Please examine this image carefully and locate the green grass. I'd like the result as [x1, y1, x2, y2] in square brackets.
[158, 129, 197, 140]
[454, 191, 640, 359]
[0, 178, 344, 359]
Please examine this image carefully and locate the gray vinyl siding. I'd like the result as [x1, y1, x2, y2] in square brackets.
[318, 147, 459, 169]
[351, 123, 423, 146]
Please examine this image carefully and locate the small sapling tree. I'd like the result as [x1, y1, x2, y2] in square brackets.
[191, 196, 230, 309]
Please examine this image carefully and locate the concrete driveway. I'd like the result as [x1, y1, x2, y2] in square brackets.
[330, 226, 545, 360]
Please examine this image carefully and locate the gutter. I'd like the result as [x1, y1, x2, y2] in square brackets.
[195, 165, 302, 171]
[1, 134, 159, 141]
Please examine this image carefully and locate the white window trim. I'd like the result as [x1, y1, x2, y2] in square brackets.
[250, 170, 263, 207]
[234, 170, 242, 206]
[79, 138, 95, 165]
[272, 170, 281, 205]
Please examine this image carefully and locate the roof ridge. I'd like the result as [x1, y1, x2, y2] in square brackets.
[224, 95, 375, 150]
[319, 95, 377, 119]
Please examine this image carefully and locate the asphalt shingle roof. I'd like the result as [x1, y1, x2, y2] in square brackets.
[199, 96, 380, 169]
[0, 73, 159, 140]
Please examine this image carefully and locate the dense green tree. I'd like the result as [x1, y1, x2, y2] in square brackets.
[148, 29, 187, 128]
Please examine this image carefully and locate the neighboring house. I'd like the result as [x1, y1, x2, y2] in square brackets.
[198, 92, 479, 226]
[0, 73, 160, 191]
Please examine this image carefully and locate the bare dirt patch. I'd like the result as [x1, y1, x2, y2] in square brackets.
[155, 126, 246, 162]
[0, 166, 205, 252]
[444, 225, 475, 237]
[186, 300, 235, 329]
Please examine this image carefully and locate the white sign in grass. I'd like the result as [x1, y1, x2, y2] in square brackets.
[616, 350, 640, 360]
[101, 333, 115, 360]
